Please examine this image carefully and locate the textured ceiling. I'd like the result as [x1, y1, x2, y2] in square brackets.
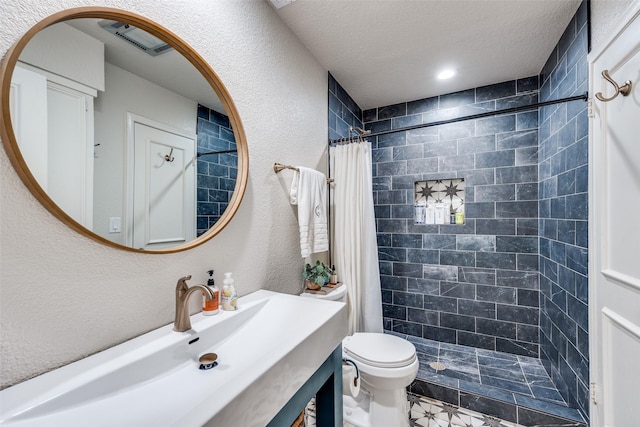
[272, 0, 583, 110]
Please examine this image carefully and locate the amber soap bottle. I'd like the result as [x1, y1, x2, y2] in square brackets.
[202, 269, 220, 315]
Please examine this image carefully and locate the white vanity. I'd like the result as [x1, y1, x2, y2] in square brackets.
[0, 290, 347, 426]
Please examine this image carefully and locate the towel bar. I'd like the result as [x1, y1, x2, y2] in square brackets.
[274, 163, 334, 183]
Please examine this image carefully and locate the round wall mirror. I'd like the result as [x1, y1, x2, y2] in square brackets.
[0, 7, 248, 253]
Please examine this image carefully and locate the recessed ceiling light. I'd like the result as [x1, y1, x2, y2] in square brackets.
[437, 69, 457, 80]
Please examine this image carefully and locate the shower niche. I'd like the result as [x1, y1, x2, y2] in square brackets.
[414, 178, 465, 225]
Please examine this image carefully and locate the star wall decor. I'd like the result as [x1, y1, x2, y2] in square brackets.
[417, 182, 436, 200]
[444, 180, 463, 199]
[415, 178, 465, 213]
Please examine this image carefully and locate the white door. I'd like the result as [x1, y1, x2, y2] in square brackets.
[589, 4, 640, 427]
[9, 65, 49, 189]
[10, 65, 94, 228]
[46, 81, 94, 228]
[130, 118, 196, 250]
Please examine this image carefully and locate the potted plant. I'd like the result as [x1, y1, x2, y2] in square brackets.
[302, 261, 332, 290]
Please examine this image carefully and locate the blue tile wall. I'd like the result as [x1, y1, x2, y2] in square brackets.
[327, 3, 589, 418]
[538, 1, 589, 421]
[196, 105, 237, 236]
[329, 73, 363, 140]
[363, 76, 542, 359]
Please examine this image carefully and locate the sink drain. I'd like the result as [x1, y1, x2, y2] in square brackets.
[199, 353, 218, 370]
[428, 361, 446, 371]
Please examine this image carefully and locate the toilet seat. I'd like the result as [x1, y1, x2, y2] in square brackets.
[343, 333, 417, 368]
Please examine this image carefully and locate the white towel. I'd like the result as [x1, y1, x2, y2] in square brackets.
[290, 166, 329, 258]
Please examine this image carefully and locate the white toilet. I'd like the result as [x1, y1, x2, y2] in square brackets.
[301, 286, 419, 427]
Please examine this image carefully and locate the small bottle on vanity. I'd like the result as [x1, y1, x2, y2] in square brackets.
[221, 272, 238, 311]
[202, 269, 220, 315]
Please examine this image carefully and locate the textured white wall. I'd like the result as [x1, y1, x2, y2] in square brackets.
[0, 0, 328, 388]
[19, 22, 105, 91]
[590, 0, 636, 53]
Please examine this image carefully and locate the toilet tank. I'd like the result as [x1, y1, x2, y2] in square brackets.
[299, 284, 347, 302]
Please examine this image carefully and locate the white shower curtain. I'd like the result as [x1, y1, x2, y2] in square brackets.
[330, 140, 383, 334]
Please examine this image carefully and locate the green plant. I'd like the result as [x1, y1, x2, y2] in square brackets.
[302, 261, 332, 286]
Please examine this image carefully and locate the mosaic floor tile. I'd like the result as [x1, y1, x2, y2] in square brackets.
[302, 394, 524, 427]
[409, 394, 524, 427]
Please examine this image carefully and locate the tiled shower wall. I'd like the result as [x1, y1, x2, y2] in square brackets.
[538, 1, 589, 419]
[196, 105, 237, 236]
[327, 3, 589, 418]
[329, 73, 363, 140]
[363, 78, 542, 358]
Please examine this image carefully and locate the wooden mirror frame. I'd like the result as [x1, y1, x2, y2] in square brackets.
[0, 7, 249, 254]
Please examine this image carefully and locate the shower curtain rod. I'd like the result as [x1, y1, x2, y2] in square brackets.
[328, 92, 588, 144]
[196, 149, 237, 157]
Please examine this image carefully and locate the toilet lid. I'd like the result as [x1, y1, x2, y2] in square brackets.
[343, 333, 417, 368]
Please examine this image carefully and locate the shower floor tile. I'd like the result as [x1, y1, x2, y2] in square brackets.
[407, 335, 559, 403]
[302, 333, 585, 426]
[402, 334, 587, 425]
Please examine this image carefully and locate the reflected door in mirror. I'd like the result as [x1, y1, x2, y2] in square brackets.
[131, 119, 196, 250]
[11, 64, 95, 228]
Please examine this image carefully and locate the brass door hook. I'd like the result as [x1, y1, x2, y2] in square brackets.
[164, 147, 175, 162]
[595, 70, 632, 102]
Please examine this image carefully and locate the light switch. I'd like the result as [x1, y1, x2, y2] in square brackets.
[109, 217, 121, 233]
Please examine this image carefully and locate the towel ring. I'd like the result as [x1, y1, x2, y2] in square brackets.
[595, 70, 632, 102]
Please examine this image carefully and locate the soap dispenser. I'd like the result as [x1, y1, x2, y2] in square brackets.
[221, 272, 238, 311]
[202, 269, 219, 315]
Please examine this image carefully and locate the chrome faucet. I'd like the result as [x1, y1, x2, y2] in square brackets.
[174, 275, 215, 332]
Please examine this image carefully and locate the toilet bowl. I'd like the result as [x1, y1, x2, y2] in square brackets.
[300, 287, 419, 427]
[342, 333, 418, 427]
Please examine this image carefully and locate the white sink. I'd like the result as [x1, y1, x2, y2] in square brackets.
[0, 290, 348, 426]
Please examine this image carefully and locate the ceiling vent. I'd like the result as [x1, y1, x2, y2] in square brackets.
[99, 20, 173, 57]
[268, 0, 297, 9]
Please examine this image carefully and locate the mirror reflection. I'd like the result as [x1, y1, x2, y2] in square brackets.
[9, 17, 238, 250]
